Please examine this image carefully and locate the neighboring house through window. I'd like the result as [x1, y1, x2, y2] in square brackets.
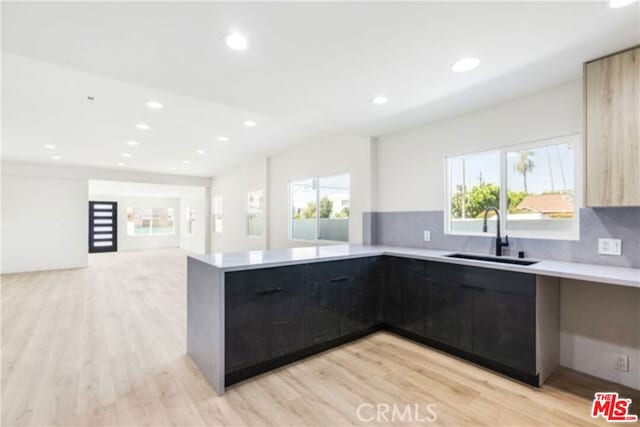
[446, 134, 579, 240]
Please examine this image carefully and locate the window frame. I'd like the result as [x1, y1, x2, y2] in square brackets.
[246, 190, 264, 238]
[444, 134, 581, 241]
[288, 172, 351, 244]
[212, 196, 223, 234]
[185, 205, 195, 236]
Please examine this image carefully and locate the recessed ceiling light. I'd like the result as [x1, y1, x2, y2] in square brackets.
[126, 141, 140, 146]
[51, 155, 61, 160]
[44, 144, 56, 150]
[244, 120, 256, 127]
[136, 123, 150, 130]
[609, 0, 637, 6]
[224, 32, 249, 51]
[196, 149, 205, 155]
[218, 136, 229, 142]
[372, 95, 389, 105]
[122, 153, 132, 158]
[452, 57, 480, 72]
[117, 162, 125, 167]
[146, 100, 163, 109]
[169, 167, 177, 171]
[182, 160, 191, 164]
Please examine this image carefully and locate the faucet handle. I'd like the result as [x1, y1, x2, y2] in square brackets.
[503, 235, 509, 247]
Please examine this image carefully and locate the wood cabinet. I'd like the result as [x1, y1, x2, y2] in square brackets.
[585, 46, 640, 206]
[225, 265, 308, 373]
[472, 289, 536, 375]
[384, 256, 428, 336]
[223, 256, 540, 387]
[426, 262, 473, 352]
[225, 258, 379, 384]
[307, 258, 374, 341]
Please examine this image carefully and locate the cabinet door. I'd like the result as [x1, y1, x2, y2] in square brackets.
[472, 290, 536, 374]
[307, 258, 373, 342]
[225, 265, 307, 373]
[341, 259, 378, 335]
[384, 257, 427, 336]
[427, 277, 472, 352]
[365, 256, 385, 325]
[225, 293, 270, 373]
[586, 47, 640, 206]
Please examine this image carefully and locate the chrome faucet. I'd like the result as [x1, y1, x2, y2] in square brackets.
[482, 206, 509, 256]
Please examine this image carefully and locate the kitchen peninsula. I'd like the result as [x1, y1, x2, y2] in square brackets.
[187, 244, 640, 395]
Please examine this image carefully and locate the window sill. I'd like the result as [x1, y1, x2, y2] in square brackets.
[289, 238, 350, 245]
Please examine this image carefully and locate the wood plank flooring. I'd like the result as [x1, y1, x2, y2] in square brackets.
[2, 249, 638, 426]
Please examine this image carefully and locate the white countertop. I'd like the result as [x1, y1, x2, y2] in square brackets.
[190, 244, 640, 289]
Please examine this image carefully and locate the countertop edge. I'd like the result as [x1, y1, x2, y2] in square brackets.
[188, 246, 640, 289]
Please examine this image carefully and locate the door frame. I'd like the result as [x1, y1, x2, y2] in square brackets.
[88, 201, 118, 253]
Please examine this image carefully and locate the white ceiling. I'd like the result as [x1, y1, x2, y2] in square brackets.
[2, 2, 639, 177]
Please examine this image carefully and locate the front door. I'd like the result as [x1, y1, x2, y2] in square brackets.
[88, 201, 118, 253]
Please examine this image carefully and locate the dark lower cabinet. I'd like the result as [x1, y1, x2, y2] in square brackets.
[365, 257, 385, 325]
[384, 257, 428, 336]
[226, 258, 379, 383]
[307, 258, 377, 341]
[427, 279, 473, 352]
[225, 265, 308, 374]
[472, 289, 536, 375]
[223, 255, 539, 387]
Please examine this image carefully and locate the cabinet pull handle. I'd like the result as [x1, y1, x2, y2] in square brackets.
[461, 284, 485, 291]
[329, 277, 349, 282]
[256, 287, 283, 295]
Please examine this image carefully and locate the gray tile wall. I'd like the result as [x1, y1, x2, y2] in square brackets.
[363, 208, 640, 268]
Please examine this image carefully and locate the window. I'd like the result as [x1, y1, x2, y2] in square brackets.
[247, 190, 263, 237]
[290, 174, 350, 242]
[126, 207, 175, 236]
[212, 196, 223, 233]
[185, 206, 195, 235]
[446, 135, 579, 240]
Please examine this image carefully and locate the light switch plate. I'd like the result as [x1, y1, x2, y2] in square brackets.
[423, 230, 431, 242]
[598, 238, 622, 256]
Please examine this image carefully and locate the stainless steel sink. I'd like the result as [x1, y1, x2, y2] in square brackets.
[444, 253, 540, 266]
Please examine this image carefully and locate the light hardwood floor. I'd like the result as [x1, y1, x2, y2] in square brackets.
[2, 249, 638, 426]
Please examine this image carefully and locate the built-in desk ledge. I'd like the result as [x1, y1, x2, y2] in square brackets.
[190, 244, 640, 289]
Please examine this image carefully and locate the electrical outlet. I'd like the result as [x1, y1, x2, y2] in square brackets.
[598, 238, 622, 256]
[423, 230, 431, 242]
[615, 354, 629, 372]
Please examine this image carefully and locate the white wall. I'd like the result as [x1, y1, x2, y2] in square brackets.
[560, 279, 640, 390]
[90, 194, 181, 251]
[209, 135, 373, 252]
[268, 135, 373, 249]
[375, 79, 582, 212]
[180, 189, 207, 254]
[2, 161, 211, 273]
[211, 157, 268, 253]
[1, 174, 88, 273]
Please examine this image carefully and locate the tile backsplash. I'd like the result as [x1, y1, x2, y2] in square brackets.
[363, 207, 640, 268]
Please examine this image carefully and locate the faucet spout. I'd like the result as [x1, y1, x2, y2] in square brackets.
[482, 206, 509, 256]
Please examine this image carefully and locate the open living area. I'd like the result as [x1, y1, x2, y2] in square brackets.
[1, 2, 639, 426]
